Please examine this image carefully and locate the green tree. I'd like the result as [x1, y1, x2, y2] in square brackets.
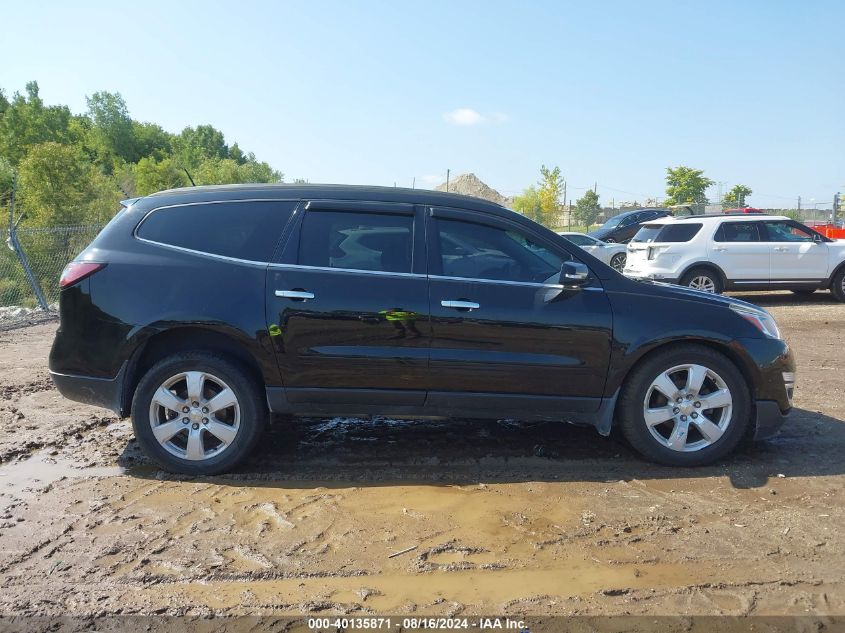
[133, 156, 190, 196]
[538, 165, 564, 226]
[574, 190, 602, 226]
[132, 121, 174, 161]
[175, 125, 229, 168]
[0, 81, 74, 165]
[193, 157, 281, 186]
[664, 166, 714, 205]
[0, 156, 13, 199]
[86, 91, 137, 169]
[512, 185, 543, 224]
[18, 142, 119, 226]
[722, 184, 752, 209]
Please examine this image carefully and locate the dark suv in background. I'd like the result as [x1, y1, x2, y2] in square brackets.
[50, 185, 795, 474]
[589, 208, 672, 243]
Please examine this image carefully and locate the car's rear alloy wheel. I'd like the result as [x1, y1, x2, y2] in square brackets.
[604, 237, 616, 243]
[642, 364, 732, 452]
[149, 371, 241, 461]
[618, 345, 750, 466]
[132, 351, 266, 475]
[610, 253, 626, 272]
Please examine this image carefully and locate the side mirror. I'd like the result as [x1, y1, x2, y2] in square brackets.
[560, 261, 589, 286]
[813, 233, 823, 243]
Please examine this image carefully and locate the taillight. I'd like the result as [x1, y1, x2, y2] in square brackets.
[59, 262, 106, 288]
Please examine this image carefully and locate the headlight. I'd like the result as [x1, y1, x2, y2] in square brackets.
[730, 303, 782, 339]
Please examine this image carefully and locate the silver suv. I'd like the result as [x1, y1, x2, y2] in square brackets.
[623, 214, 845, 300]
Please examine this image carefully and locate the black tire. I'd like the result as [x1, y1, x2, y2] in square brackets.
[831, 268, 845, 302]
[790, 288, 816, 296]
[131, 351, 267, 475]
[680, 267, 724, 294]
[617, 344, 751, 467]
[609, 252, 626, 273]
[604, 237, 616, 243]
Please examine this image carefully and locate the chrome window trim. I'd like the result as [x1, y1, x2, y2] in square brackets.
[268, 263, 425, 279]
[429, 274, 567, 290]
[134, 237, 270, 268]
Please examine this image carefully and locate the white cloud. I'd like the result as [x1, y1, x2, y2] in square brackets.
[442, 108, 507, 126]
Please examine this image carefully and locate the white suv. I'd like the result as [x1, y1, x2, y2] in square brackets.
[623, 214, 845, 301]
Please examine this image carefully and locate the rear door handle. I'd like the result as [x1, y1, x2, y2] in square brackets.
[712, 247, 727, 252]
[275, 290, 315, 300]
[441, 300, 480, 311]
[773, 247, 788, 252]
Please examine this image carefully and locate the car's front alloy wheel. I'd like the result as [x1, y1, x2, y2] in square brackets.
[642, 364, 732, 452]
[618, 344, 750, 466]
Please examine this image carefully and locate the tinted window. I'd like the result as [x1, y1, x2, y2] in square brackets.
[299, 211, 413, 273]
[137, 200, 295, 261]
[632, 223, 702, 243]
[437, 219, 565, 284]
[715, 222, 760, 242]
[763, 221, 815, 242]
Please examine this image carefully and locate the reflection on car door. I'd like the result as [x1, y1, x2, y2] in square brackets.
[425, 207, 613, 417]
[708, 221, 770, 283]
[266, 201, 430, 407]
[762, 220, 828, 281]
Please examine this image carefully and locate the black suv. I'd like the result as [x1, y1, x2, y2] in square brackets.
[50, 185, 795, 474]
[589, 208, 672, 243]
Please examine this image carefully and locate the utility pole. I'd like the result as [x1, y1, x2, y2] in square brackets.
[412, 177, 415, 189]
[594, 182, 597, 194]
[446, 169, 450, 193]
[797, 196, 801, 212]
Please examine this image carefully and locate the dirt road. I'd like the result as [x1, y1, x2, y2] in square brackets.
[0, 291, 843, 617]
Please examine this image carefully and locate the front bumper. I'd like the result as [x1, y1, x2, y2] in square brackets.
[753, 400, 791, 440]
[623, 270, 680, 284]
[49, 362, 126, 416]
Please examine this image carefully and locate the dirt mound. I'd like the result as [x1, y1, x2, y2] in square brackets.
[435, 173, 511, 207]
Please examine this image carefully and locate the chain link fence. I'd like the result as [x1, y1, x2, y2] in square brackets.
[1, 221, 104, 330]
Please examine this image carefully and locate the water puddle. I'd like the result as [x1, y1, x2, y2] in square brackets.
[0, 450, 126, 500]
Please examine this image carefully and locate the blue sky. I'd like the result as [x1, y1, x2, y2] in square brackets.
[3, 0, 843, 208]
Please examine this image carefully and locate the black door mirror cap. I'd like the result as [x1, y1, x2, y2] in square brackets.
[560, 261, 590, 286]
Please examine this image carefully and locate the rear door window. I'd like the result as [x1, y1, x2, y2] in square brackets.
[299, 211, 413, 273]
[714, 221, 761, 242]
[137, 200, 297, 262]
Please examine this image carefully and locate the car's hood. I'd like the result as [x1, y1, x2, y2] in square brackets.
[587, 228, 610, 239]
[637, 279, 767, 312]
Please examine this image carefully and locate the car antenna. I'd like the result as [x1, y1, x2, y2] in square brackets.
[182, 167, 196, 187]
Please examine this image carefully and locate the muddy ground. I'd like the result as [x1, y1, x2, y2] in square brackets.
[0, 291, 842, 619]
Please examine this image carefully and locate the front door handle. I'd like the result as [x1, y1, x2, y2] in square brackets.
[712, 246, 727, 252]
[275, 290, 315, 300]
[773, 247, 788, 252]
[441, 299, 480, 311]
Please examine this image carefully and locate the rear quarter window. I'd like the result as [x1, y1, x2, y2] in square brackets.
[137, 200, 297, 262]
[632, 223, 702, 243]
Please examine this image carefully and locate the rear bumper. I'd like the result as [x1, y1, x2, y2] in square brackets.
[49, 362, 126, 416]
[754, 399, 790, 440]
